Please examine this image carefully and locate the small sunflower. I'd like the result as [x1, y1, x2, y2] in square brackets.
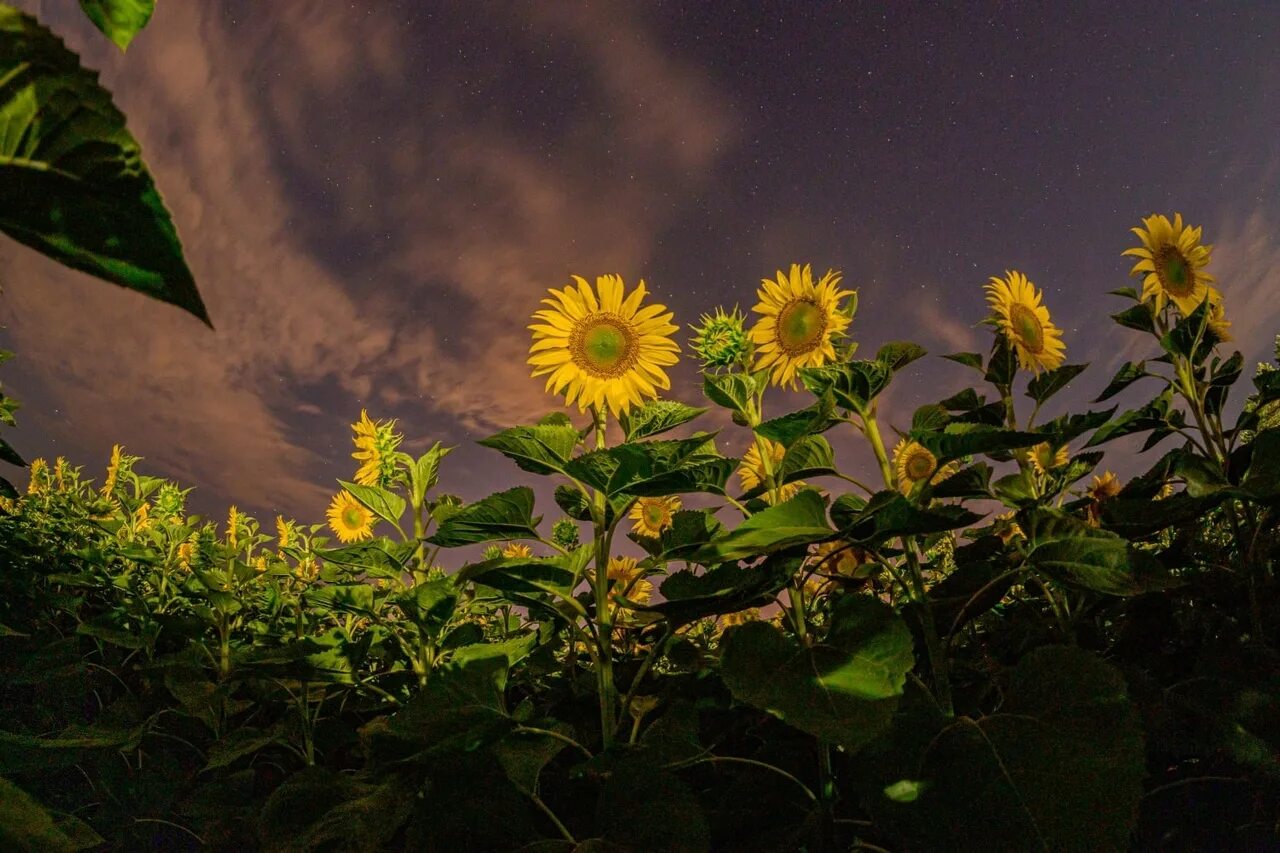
[351, 410, 402, 486]
[809, 540, 870, 577]
[894, 439, 956, 495]
[102, 445, 123, 495]
[176, 538, 197, 571]
[53, 458, 66, 491]
[528, 275, 680, 416]
[715, 607, 760, 637]
[27, 458, 48, 494]
[254, 555, 269, 574]
[551, 517, 580, 549]
[1086, 471, 1122, 525]
[607, 556, 653, 605]
[327, 490, 374, 543]
[1027, 442, 1069, 476]
[739, 437, 803, 503]
[133, 502, 153, 532]
[750, 264, 855, 388]
[689, 306, 749, 370]
[1206, 288, 1232, 342]
[501, 542, 533, 559]
[993, 511, 1024, 544]
[275, 515, 294, 550]
[226, 505, 242, 549]
[985, 271, 1066, 375]
[629, 495, 681, 539]
[1122, 213, 1215, 316]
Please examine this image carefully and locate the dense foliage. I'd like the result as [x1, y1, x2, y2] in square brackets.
[2, 255, 1279, 850]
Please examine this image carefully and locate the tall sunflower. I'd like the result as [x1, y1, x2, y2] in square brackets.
[327, 490, 374, 543]
[1122, 213, 1215, 316]
[985, 271, 1066, 375]
[528, 275, 680, 416]
[749, 264, 854, 388]
[1027, 442, 1069, 476]
[739, 437, 803, 503]
[629, 495, 681, 539]
[351, 410, 401, 486]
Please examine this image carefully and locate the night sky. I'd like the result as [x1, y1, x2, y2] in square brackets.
[2, 1, 1278, 522]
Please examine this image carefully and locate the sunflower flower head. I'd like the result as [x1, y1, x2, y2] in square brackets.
[0, 496, 15, 515]
[102, 444, 123, 496]
[894, 439, 957, 495]
[254, 555, 268, 574]
[133, 502, 153, 532]
[1086, 471, 1122, 525]
[739, 437, 803, 504]
[551, 518, 580, 549]
[810, 540, 872, 577]
[993, 511, 1024, 545]
[528, 275, 680, 416]
[1122, 213, 1215, 316]
[53, 457, 66, 491]
[607, 556, 652, 605]
[176, 537, 197, 571]
[985, 271, 1066, 375]
[327, 490, 374, 544]
[502, 542, 533, 559]
[226, 505, 243, 550]
[629, 495, 681, 539]
[689, 306, 749, 371]
[1205, 288, 1232, 342]
[27, 458, 48, 495]
[1027, 442, 1069, 477]
[351, 410, 403, 487]
[715, 608, 760, 638]
[750, 264, 855, 388]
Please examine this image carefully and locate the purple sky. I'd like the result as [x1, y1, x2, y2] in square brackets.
[2, 1, 1278, 523]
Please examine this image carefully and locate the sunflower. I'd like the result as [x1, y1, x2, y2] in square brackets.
[739, 437, 803, 503]
[1086, 471, 1122, 526]
[53, 458, 66, 491]
[1206, 288, 1232, 341]
[27, 458, 48, 494]
[607, 556, 653, 605]
[254, 555, 269, 574]
[501, 542, 533, 559]
[809, 540, 870, 577]
[327, 490, 374, 543]
[749, 264, 854, 388]
[1122, 213, 1215, 316]
[226, 505, 242, 549]
[176, 538, 197, 571]
[993, 511, 1024, 545]
[102, 445, 122, 495]
[275, 515, 294, 550]
[894, 439, 957, 495]
[1027, 442, 1069, 476]
[133, 502, 153, 532]
[351, 410, 402, 486]
[985, 271, 1066, 375]
[528, 275, 680, 416]
[629, 495, 681, 539]
[715, 608, 759, 637]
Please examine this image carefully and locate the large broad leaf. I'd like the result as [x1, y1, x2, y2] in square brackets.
[455, 546, 589, 613]
[913, 424, 1043, 465]
[834, 491, 983, 547]
[479, 422, 579, 476]
[637, 551, 804, 626]
[338, 479, 405, 528]
[568, 433, 734, 498]
[426, 486, 540, 547]
[753, 395, 839, 448]
[739, 435, 836, 500]
[1094, 360, 1150, 402]
[800, 360, 891, 411]
[895, 646, 1144, 852]
[1023, 509, 1138, 595]
[1241, 428, 1280, 501]
[1025, 363, 1088, 405]
[78, 0, 155, 51]
[619, 399, 707, 440]
[0, 776, 102, 852]
[876, 340, 928, 371]
[691, 489, 830, 563]
[719, 596, 913, 752]
[0, 8, 207, 323]
[629, 508, 724, 562]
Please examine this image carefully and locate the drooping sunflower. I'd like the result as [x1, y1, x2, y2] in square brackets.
[629, 495, 681, 539]
[528, 275, 680, 416]
[893, 439, 956, 495]
[1122, 213, 1215, 316]
[27, 458, 48, 494]
[1086, 471, 1122, 526]
[739, 437, 803, 503]
[226, 505, 242, 549]
[607, 556, 653, 605]
[351, 410, 402, 486]
[1206, 287, 1232, 341]
[102, 445, 122, 495]
[327, 490, 374, 543]
[1027, 442, 1069, 476]
[985, 271, 1066, 375]
[133, 502, 153, 533]
[501, 542, 533, 559]
[275, 515, 294, 550]
[750, 264, 854, 388]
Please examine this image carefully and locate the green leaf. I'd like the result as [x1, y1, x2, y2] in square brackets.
[1023, 509, 1138, 595]
[479, 422, 579, 476]
[1112, 302, 1156, 335]
[1025, 363, 1088, 405]
[1242, 428, 1280, 501]
[0, 8, 208, 323]
[78, 0, 155, 51]
[942, 352, 984, 372]
[1160, 296, 1218, 363]
[313, 538, 411, 577]
[0, 776, 98, 852]
[456, 546, 588, 609]
[395, 578, 457, 634]
[904, 646, 1144, 852]
[1084, 392, 1173, 447]
[640, 551, 803, 626]
[753, 396, 839, 448]
[597, 759, 711, 853]
[835, 491, 983, 546]
[0, 435, 23, 467]
[629, 508, 725, 562]
[338, 479, 405, 528]
[619, 399, 707, 440]
[692, 489, 830, 562]
[408, 442, 451, 508]
[720, 597, 912, 751]
[570, 434, 734, 498]
[876, 340, 928, 371]
[426, 486, 540, 547]
[702, 372, 757, 417]
[204, 727, 279, 771]
[930, 462, 993, 499]
[494, 723, 576, 795]
[1094, 360, 1150, 402]
[800, 360, 891, 411]
[913, 424, 1043, 465]
[983, 335, 1017, 387]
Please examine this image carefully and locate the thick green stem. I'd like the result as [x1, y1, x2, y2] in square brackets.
[859, 405, 895, 490]
[590, 407, 618, 746]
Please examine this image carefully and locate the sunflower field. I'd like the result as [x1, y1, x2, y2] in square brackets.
[4, 218, 1280, 851]
[3, 4, 1280, 851]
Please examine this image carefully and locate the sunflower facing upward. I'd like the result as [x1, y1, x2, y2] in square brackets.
[528, 275, 680, 416]
[750, 264, 854, 388]
[1122, 213, 1215, 316]
[985, 270, 1066, 375]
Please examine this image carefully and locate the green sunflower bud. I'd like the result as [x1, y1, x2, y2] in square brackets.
[551, 517, 580, 548]
[689, 307, 749, 371]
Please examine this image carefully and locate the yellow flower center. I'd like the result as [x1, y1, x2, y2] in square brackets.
[904, 448, 937, 481]
[1008, 304, 1045, 354]
[1156, 247, 1194, 297]
[776, 298, 828, 355]
[572, 314, 639, 378]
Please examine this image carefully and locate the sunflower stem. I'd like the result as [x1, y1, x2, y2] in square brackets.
[590, 407, 618, 747]
[858, 404, 895, 490]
